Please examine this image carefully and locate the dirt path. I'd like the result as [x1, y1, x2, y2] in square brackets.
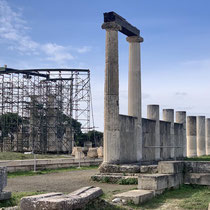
[5, 169, 134, 194]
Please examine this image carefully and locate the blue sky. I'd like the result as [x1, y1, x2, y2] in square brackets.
[0, 0, 210, 131]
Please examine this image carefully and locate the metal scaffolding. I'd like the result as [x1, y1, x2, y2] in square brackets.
[0, 67, 91, 153]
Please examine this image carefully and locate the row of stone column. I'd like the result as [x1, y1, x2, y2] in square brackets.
[147, 105, 210, 158]
[147, 105, 186, 159]
[187, 116, 210, 157]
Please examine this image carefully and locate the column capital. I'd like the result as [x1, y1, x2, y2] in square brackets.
[126, 36, 144, 43]
[101, 22, 122, 31]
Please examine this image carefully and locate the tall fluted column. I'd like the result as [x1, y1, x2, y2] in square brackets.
[187, 116, 197, 157]
[206, 118, 210, 155]
[163, 109, 174, 159]
[102, 22, 121, 163]
[147, 105, 160, 160]
[197, 116, 206, 156]
[176, 111, 187, 157]
[127, 36, 143, 161]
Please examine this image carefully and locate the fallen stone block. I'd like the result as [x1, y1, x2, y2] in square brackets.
[0, 191, 12, 201]
[20, 192, 63, 210]
[71, 147, 82, 156]
[20, 186, 103, 210]
[75, 151, 85, 159]
[184, 173, 210, 185]
[158, 161, 184, 174]
[113, 190, 154, 205]
[87, 148, 98, 158]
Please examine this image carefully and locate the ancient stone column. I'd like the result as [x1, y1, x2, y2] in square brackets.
[197, 116, 206, 156]
[206, 118, 210, 155]
[187, 116, 197, 157]
[147, 105, 160, 160]
[102, 22, 121, 164]
[127, 35, 143, 161]
[163, 109, 174, 159]
[176, 111, 187, 157]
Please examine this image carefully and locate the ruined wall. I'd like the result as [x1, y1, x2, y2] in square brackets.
[119, 114, 137, 163]
[174, 123, 184, 159]
[142, 118, 156, 161]
[141, 119, 184, 162]
[160, 121, 171, 160]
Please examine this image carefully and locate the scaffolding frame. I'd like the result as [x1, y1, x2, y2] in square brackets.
[0, 67, 91, 153]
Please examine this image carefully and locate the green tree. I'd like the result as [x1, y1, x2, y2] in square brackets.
[0, 113, 22, 140]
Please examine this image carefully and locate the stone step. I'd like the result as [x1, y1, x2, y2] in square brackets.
[140, 165, 158, 174]
[158, 161, 184, 174]
[184, 173, 210, 185]
[138, 173, 183, 191]
[91, 174, 138, 184]
[113, 189, 154, 205]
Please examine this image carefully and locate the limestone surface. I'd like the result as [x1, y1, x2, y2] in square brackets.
[87, 148, 98, 158]
[20, 186, 103, 210]
[99, 163, 140, 173]
[97, 146, 103, 158]
[113, 190, 154, 205]
[158, 161, 184, 174]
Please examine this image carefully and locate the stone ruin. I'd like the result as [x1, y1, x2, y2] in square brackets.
[7, 11, 210, 210]
[101, 11, 210, 170]
[0, 167, 11, 201]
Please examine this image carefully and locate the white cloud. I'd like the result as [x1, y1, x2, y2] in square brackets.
[77, 46, 91, 53]
[0, 0, 89, 64]
[42, 43, 74, 63]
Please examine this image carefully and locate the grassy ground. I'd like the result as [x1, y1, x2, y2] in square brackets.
[185, 155, 210, 161]
[0, 152, 71, 160]
[0, 192, 44, 208]
[2, 184, 210, 209]
[8, 165, 98, 178]
[127, 185, 210, 209]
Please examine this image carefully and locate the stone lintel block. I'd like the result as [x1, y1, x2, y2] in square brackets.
[0, 167, 7, 191]
[0, 191, 11, 201]
[184, 161, 210, 173]
[158, 161, 184, 174]
[138, 174, 169, 190]
[184, 173, 210, 185]
[20, 187, 103, 210]
[113, 190, 154, 205]
[99, 163, 140, 174]
[20, 193, 63, 210]
[103, 11, 140, 36]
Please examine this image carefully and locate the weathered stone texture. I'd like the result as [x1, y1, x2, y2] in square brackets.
[20, 186, 103, 210]
[184, 161, 210, 173]
[87, 148, 98, 158]
[97, 147, 103, 158]
[158, 161, 184, 174]
[99, 163, 140, 174]
[0, 167, 7, 191]
[113, 190, 154, 205]
[184, 173, 210, 185]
